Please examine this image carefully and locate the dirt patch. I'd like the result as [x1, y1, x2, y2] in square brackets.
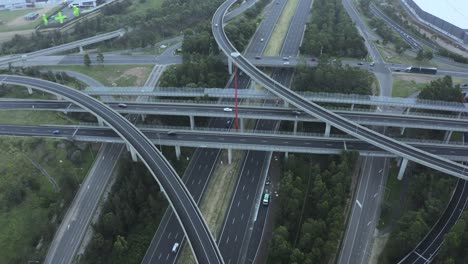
[108, 66, 150, 86]
[393, 73, 436, 83]
[0, 29, 34, 43]
[6, 6, 54, 28]
[369, 234, 389, 264]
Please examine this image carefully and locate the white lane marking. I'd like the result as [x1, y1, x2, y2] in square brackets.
[356, 199, 362, 209]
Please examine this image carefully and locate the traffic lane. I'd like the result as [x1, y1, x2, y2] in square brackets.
[3, 76, 222, 264]
[145, 149, 218, 264]
[349, 157, 386, 264]
[417, 180, 468, 260]
[1, 125, 468, 158]
[4, 100, 468, 133]
[399, 179, 467, 264]
[48, 143, 123, 263]
[142, 74, 247, 262]
[218, 150, 266, 264]
[280, 0, 312, 56]
[245, 0, 288, 56]
[57, 55, 182, 65]
[143, 114, 234, 263]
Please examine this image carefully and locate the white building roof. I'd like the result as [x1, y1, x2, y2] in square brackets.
[412, 0, 468, 29]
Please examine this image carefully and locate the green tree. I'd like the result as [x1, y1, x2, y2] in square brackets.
[416, 49, 424, 61]
[97, 51, 104, 65]
[424, 50, 433, 60]
[83, 53, 91, 67]
[418, 75, 462, 102]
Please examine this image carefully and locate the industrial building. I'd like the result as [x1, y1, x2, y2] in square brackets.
[401, 0, 468, 45]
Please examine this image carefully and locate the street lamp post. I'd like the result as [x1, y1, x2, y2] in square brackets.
[230, 52, 241, 131]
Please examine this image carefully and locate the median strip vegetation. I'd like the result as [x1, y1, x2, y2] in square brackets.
[264, 0, 300, 56]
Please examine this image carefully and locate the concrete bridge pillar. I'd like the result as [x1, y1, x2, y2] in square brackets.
[397, 158, 409, 180]
[228, 57, 233, 74]
[175, 145, 181, 160]
[324, 123, 331, 137]
[126, 144, 138, 162]
[240, 118, 245, 133]
[284, 152, 289, 161]
[79, 46, 84, 54]
[189, 115, 195, 130]
[228, 148, 232, 164]
[293, 120, 298, 135]
[400, 127, 405, 135]
[27, 87, 33, 94]
[97, 117, 105, 126]
[350, 104, 354, 111]
[444, 131, 453, 143]
[141, 114, 146, 122]
[405, 108, 411, 115]
[250, 80, 256, 90]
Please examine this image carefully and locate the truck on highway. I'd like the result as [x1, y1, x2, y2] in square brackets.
[405, 66, 437, 75]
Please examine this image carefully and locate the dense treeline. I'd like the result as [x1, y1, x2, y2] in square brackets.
[418, 75, 463, 103]
[267, 151, 359, 263]
[301, 0, 367, 58]
[1, 0, 225, 54]
[436, 211, 468, 264]
[379, 166, 456, 263]
[82, 157, 167, 264]
[158, 23, 229, 88]
[293, 61, 374, 95]
[225, 0, 269, 51]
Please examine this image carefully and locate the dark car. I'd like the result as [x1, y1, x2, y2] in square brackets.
[255, 55, 262, 60]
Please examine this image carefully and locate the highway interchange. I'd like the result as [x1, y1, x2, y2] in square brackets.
[0, 0, 467, 263]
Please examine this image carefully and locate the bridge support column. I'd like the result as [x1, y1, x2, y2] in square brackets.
[126, 144, 138, 162]
[240, 118, 245, 132]
[228, 57, 233, 74]
[27, 87, 33, 94]
[227, 148, 232, 164]
[324, 123, 331, 137]
[175, 145, 181, 160]
[350, 104, 354, 111]
[141, 114, 146, 122]
[79, 46, 84, 54]
[189, 115, 195, 130]
[444, 130, 453, 143]
[397, 158, 409, 180]
[405, 108, 411, 115]
[284, 152, 288, 161]
[293, 120, 298, 135]
[400, 127, 405, 135]
[97, 117, 105, 126]
[250, 80, 256, 90]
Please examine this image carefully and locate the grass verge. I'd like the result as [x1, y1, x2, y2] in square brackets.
[377, 162, 402, 230]
[391, 79, 426, 97]
[44, 65, 153, 86]
[264, 0, 299, 56]
[0, 110, 77, 125]
[177, 149, 244, 263]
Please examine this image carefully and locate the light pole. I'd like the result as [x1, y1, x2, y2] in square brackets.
[230, 52, 241, 131]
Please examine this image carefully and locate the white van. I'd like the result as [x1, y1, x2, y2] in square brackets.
[172, 242, 180, 253]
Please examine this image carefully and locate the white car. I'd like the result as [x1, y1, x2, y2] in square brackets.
[283, 61, 290, 65]
[223, 107, 233, 112]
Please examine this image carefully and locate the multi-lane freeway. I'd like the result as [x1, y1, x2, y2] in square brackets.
[214, 0, 468, 180]
[0, 124, 467, 161]
[0, 75, 223, 264]
[2, 99, 468, 132]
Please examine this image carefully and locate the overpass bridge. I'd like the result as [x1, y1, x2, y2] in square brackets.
[1, 99, 468, 133]
[82, 86, 468, 113]
[0, 29, 125, 66]
[0, 123, 466, 162]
